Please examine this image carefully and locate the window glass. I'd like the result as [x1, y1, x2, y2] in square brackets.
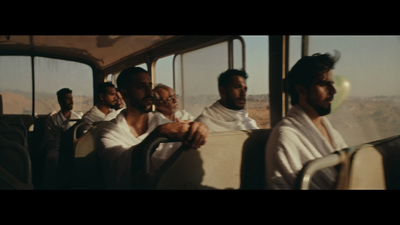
[289, 35, 302, 69]
[308, 35, 400, 146]
[177, 41, 229, 118]
[242, 35, 270, 129]
[34, 57, 93, 115]
[233, 38, 243, 69]
[0, 56, 32, 114]
[154, 55, 174, 88]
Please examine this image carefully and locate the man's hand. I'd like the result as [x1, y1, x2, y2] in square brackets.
[185, 120, 209, 149]
[159, 119, 209, 149]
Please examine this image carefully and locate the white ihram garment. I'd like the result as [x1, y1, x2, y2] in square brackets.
[265, 105, 347, 190]
[80, 106, 119, 134]
[97, 110, 181, 189]
[152, 110, 194, 124]
[195, 100, 259, 132]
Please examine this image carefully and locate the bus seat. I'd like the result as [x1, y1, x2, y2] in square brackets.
[371, 135, 400, 189]
[29, 115, 50, 188]
[0, 94, 3, 116]
[297, 135, 400, 190]
[68, 121, 108, 189]
[0, 118, 26, 148]
[0, 137, 33, 189]
[346, 145, 385, 189]
[147, 129, 271, 190]
[240, 129, 271, 189]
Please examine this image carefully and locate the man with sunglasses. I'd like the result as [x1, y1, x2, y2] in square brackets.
[153, 83, 194, 124]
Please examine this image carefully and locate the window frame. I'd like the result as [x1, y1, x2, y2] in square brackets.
[0, 53, 96, 117]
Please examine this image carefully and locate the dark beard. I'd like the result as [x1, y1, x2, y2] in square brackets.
[226, 98, 245, 110]
[307, 95, 331, 116]
[308, 99, 331, 116]
[313, 104, 331, 116]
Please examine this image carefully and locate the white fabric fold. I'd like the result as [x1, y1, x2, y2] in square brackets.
[80, 106, 119, 134]
[97, 110, 181, 189]
[265, 105, 347, 190]
[195, 100, 258, 132]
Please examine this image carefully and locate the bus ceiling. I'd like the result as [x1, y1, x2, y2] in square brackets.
[0, 35, 235, 74]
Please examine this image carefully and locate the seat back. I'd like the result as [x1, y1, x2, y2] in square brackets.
[0, 119, 26, 148]
[0, 138, 33, 189]
[346, 145, 385, 189]
[68, 121, 107, 189]
[28, 115, 50, 188]
[297, 135, 400, 190]
[0, 94, 3, 116]
[150, 129, 271, 190]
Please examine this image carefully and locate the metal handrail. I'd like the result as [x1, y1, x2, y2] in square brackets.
[297, 153, 343, 190]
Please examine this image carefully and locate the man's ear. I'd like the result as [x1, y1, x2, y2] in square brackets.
[295, 84, 307, 96]
[119, 89, 128, 101]
[99, 93, 105, 101]
[218, 86, 225, 98]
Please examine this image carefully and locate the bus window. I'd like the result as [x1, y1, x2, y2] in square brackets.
[34, 57, 93, 115]
[154, 55, 174, 88]
[233, 38, 243, 69]
[174, 41, 229, 118]
[289, 35, 303, 69]
[0, 56, 32, 115]
[242, 35, 270, 129]
[307, 35, 400, 146]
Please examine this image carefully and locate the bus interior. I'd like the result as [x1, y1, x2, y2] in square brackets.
[1, 35, 400, 190]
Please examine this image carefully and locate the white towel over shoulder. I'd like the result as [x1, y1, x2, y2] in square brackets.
[265, 105, 347, 190]
[195, 100, 258, 132]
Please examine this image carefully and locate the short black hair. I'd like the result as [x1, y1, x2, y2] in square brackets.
[98, 82, 115, 93]
[287, 52, 340, 105]
[57, 88, 72, 102]
[97, 82, 115, 100]
[116, 67, 148, 90]
[218, 69, 248, 88]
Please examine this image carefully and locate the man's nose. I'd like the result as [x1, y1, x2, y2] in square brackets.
[330, 84, 337, 94]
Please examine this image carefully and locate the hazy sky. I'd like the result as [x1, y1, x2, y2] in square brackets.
[1, 35, 400, 99]
[307, 35, 400, 97]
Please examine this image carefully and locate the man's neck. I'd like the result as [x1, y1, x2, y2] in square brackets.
[157, 110, 175, 121]
[61, 109, 72, 119]
[125, 107, 149, 138]
[298, 103, 333, 146]
[96, 103, 111, 115]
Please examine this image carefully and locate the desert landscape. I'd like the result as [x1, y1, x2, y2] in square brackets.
[2, 89, 400, 147]
[0, 90, 92, 116]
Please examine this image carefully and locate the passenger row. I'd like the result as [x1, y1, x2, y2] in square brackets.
[0, 115, 33, 189]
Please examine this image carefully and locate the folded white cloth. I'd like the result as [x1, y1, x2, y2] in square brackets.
[152, 110, 194, 124]
[97, 110, 181, 189]
[195, 100, 258, 132]
[265, 105, 347, 190]
[80, 106, 119, 133]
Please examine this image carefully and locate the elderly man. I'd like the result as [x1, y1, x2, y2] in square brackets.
[153, 83, 194, 124]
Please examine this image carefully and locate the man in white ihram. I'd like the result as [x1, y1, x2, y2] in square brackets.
[195, 69, 258, 132]
[152, 83, 194, 124]
[42, 88, 82, 188]
[96, 67, 209, 189]
[79, 82, 122, 135]
[265, 52, 347, 190]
